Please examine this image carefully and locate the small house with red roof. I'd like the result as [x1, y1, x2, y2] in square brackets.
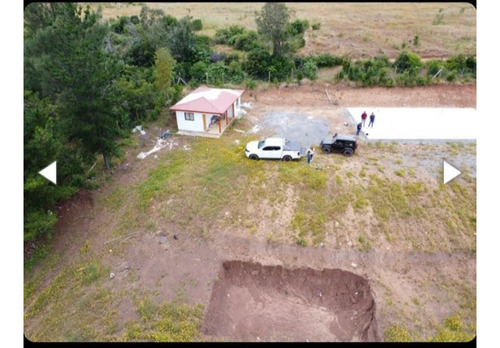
[170, 86, 245, 137]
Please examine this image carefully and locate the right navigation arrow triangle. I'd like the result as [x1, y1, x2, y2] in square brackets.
[443, 161, 461, 185]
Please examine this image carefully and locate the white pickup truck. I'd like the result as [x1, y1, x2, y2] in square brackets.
[245, 138, 304, 161]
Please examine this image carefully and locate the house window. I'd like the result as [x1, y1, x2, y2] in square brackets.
[184, 112, 194, 121]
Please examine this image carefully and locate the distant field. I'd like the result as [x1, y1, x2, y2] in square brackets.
[87, 2, 476, 59]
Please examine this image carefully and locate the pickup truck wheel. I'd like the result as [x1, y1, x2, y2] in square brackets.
[322, 147, 331, 154]
[282, 155, 292, 162]
[343, 148, 354, 156]
[249, 154, 259, 160]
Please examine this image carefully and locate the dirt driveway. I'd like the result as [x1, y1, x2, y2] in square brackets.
[25, 83, 476, 342]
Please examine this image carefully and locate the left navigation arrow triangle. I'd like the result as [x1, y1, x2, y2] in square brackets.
[39, 161, 57, 184]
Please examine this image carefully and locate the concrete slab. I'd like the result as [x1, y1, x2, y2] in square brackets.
[347, 108, 477, 140]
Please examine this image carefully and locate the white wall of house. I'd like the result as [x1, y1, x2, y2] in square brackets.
[176, 111, 205, 132]
[175, 98, 240, 132]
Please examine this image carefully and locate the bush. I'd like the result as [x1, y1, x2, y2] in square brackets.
[394, 51, 422, 75]
[243, 47, 271, 78]
[446, 54, 476, 78]
[445, 71, 457, 82]
[234, 30, 260, 51]
[314, 53, 344, 68]
[312, 22, 321, 30]
[111, 16, 130, 34]
[189, 61, 209, 83]
[196, 34, 211, 48]
[269, 56, 295, 81]
[303, 60, 318, 80]
[245, 78, 257, 90]
[288, 19, 309, 35]
[160, 14, 178, 28]
[130, 15, 140, 25]
[395, 71, 418, 87]
[192, 19, 203, 31]
[228, 61, 244, 84]
[213, 25, 245, 44]
[426, 59, 444, 77]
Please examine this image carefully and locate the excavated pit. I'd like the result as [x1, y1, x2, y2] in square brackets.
[202, 261, 379, 342]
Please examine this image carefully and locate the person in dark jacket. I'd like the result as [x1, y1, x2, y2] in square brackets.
[356, 122, 362, 136]
[368, 112, 376, 127]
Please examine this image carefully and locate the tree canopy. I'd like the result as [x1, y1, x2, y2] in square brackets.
[255, 2, 291, 58]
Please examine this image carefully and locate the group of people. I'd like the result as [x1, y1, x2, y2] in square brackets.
[307, 110, 375, 164]
[357, 111, 375, 136]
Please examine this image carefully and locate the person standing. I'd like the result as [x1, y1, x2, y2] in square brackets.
[368, 112, 376, 127]
[356, 122, 362, 136]
[361, 111, 367, 127]
[307, 146, 314, 164]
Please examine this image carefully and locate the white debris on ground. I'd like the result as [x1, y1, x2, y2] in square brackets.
[247, 124, 262, 134]
[132, 125, 146, 135]
[241, 102, 253, 109]
[137, 138, 169, 159]
[347, 108, 477, 140]
[236, 102, 253, 118]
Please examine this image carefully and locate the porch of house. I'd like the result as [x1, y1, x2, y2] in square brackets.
[177, 114, 233, 138]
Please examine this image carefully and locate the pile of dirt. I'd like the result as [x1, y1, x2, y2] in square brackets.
[202, 261, 379, 342]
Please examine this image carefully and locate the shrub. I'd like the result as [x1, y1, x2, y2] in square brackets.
[160, 14, 178, 28]
[195, 34, 211, 48]
[314, 53, 344, 68]
[192, 18, 203, 31]
[111, 16, 130, 34]
[234, 30, 260, 51]
[288, 19, 309, 35]
[243, 47, 271, 78]
[394, 51, 422, 75]
[445, 71, 457, 82]
[312, 22, 321, 30]
[269, 56, 295, 81]
[426, 59, 444, 77]
[214, 25, 245, 45]
[303, 60, 318, 80]
[245, 78, 257, 90]
[130, 15, 140, 25]
[189, 61, 209, 83]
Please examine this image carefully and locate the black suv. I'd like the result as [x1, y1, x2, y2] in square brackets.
[320, 133, 358, 156]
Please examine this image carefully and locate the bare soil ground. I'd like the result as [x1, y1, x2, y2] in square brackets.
[24, 83, 476, 342]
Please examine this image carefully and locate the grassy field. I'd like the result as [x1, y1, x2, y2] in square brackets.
[88, 2, 476, 59]
[24, 122, 476, 341]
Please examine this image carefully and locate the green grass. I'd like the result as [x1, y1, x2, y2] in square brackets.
[124, 297, 204, 342]
[428, 313, 475, 342]
[25, 134, 476, 341]
[384, 325, 413, 342]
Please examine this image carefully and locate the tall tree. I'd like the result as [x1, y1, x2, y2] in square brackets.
[167, 16, 197, 63]
[41, 5, 124, 170]
[153, 47, 177, 105]
[255, 3, 291, 58]
[154, 47, 176, 91]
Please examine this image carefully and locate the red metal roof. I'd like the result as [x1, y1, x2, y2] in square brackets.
[170, 86, 245, 114]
